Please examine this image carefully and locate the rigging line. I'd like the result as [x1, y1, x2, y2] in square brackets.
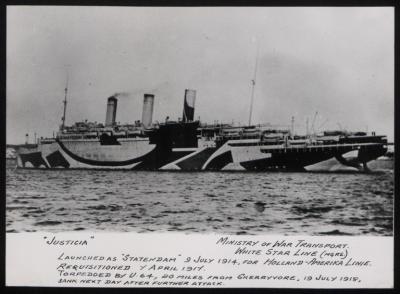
[316, 118, 329, 132]
[61, 71, 69, 130]
[311, 111, 318, 134]
[248, 40, 260, 126]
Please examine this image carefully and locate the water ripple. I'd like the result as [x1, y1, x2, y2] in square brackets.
[6, 162, 394, 235]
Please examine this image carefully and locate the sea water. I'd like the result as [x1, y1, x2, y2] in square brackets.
[6, 160, 393, 235]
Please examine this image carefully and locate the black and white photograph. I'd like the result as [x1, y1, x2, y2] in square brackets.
[5, 5, 395, 288]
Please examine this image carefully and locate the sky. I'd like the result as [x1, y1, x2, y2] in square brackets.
[7, 6, 394, 144]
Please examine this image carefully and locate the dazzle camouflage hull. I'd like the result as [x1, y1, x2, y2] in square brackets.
[16, 90, 388, 171]
[16, 122, 387, 171]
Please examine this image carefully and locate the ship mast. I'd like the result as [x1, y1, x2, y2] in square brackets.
[61, 75, 69, 131]
[248, 40, 260, 126]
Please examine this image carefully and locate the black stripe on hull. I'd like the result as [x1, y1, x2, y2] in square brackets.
[358, 145, 387, 162]
[241, 150, 344, 171]
[176, 147, 216, 171]
[335, 144, 387, 169]
[19, 152, 49, 168]
[241, 144, 386, 171]
[132, 150, 193, 170]
[46, 150, 70, 168]
[204, 151, 233, 170]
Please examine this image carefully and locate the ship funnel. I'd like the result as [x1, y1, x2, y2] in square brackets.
[142, 94, 155, 128]
[105, 96, 118, 126]
[182, 89, 196, 122]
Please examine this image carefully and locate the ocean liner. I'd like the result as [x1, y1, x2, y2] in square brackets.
[15, 88, 387, 171]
